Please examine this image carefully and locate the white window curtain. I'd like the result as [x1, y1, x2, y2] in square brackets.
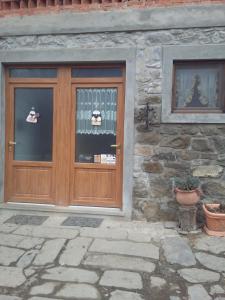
[76, 88, 117, 135]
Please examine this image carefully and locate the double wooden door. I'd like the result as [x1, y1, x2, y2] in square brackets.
[5, 65, 125, 208]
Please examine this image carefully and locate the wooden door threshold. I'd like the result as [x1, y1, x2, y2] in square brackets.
[0, 202, 128, 218]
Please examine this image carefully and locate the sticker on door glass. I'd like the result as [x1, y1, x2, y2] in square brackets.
[91, 110, 102, 126]
[26, 107, 40, 123]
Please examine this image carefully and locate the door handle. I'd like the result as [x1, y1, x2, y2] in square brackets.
[8, 141, 16, 146]
[110, 144, 121, 149]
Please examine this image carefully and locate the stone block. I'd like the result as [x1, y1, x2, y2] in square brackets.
[193, 165, 223, 178]
[143, 161, 163, 173]
[134, 145, 154, 156]
[136, 132, 160, 145]
[202, 182, 225, 198]
[142, 202, 160, 222]
[191, 138, 214, 152]
[212, 137, 225, 153]
[100, 270, 142, 289]
[160, 136, 190, 149]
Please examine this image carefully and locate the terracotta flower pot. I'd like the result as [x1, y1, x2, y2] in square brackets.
[203, 204, 225, 237]
[175, 188, 200, 206]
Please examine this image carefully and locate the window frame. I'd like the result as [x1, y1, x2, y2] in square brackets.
[172, 60, 225, 114]
[162, 45, 225, 123]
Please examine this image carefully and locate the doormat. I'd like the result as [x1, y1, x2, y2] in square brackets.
[62, 216, 103, 228]
[4, 214, 49, 226]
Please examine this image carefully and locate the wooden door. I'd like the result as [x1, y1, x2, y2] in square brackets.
[5, 65, 125, 208]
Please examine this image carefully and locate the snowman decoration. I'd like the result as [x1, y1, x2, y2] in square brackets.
[91, 110, 102, 126]
[26, 107, 40, 124]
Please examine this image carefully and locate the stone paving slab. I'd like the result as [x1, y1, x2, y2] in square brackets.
[195, 252, 225, 272]
[0, 224, 18, 233]
[0, 211, 225, 300]
[178, 268, 220, 283]
[0, 266, 26, 288]
[42, 267, 99, 283]
[100, 270, 143, 289]
[80, 227, 127, 240]
[56, 283, 101, 299]
[14, 226, 79, 239]
[109, 290, 144, 300]
[0, 296, 22, 300]
[89, 239, 159, 259]
[59, 237, 92, 266]
[29, 298, 63, 300]
[162, 236, 196, 266]
[188, 284, 212, 300]
[33, 239, 66, 266]
[83, 253, 156, 273]
[0, 246, 24, 266]
[0, 233, 44, 249]
[30, 282, 57, 296]
[194, 236, 225, 254]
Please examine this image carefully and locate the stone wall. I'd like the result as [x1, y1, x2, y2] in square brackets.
[1, 26, 225, 220]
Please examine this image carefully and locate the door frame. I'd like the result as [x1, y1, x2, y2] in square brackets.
[0, 47, 136, 218]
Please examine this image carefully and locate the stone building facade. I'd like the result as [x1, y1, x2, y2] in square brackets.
[1, 1, 225, 221]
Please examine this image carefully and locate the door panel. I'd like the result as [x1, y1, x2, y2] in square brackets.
[5, 84, 55, 203]
[70, 83, 124, 208]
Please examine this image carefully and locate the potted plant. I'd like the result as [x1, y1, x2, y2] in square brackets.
[173, 176, 201, 206]
[203, 203, 225, 236]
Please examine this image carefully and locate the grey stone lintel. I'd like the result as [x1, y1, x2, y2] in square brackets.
[0, 4, 225, 36]
[0, 47, 136, 218]
[162, 45, 225, 123]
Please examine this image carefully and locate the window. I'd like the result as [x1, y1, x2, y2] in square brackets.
[172, 61, 224, 113]
[162, 45, 225, 123]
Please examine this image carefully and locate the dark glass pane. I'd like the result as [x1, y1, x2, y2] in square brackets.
[9, 68, 57, 78]
[75, 88, 117, 164]
[175, 63, 222, 110]
[72, 67, 122, 78]
[14, 88, 53, 161]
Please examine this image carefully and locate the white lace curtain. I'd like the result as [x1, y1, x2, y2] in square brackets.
[175, 67, 219, 108]
[76, 88, 117, 135]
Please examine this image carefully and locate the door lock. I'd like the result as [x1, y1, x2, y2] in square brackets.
[8, 141, 16, 146]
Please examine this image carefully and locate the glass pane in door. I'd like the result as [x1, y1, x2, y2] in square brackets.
[75, 88, 117, 164]
[14, 88, 53, 161]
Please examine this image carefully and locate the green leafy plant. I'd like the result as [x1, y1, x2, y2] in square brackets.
[173, 176, 200, 191]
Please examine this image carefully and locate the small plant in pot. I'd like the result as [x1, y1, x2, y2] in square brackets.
[173, 176, 201, 206]
[203, 202, 225, 236]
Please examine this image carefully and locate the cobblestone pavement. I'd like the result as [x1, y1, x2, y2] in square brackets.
[0, 210, 225, 300]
